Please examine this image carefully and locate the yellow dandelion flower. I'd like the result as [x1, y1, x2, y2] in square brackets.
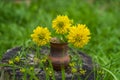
[31, 26, 51, 46]
[8, 60, 14, 65]
[14, 56, 20, 62]
[67, 24, 91, 48]
[52, 15, 72, 34]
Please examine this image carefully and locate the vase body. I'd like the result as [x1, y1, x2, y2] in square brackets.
[48, 42, 70, 70]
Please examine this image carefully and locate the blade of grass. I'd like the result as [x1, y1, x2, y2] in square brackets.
[102, 67, 118, 80]
[61, 66, 65, 80]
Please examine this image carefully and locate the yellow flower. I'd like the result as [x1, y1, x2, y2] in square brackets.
[71, 67, 77, 73]
[33, 57, 40, 63]
[31, 26, 51, 46]
[80, 69, 86, 75]
[69, 62, 76, 67]
[20, 68, 25, 73]
[45, 67, 53, 76]
[67, 24, 91, 48]
[8, 60, 14, 65]
[48, 71, 53, 76]
[98, 70, 104, 74]
[52, 15, 72, 34]
[41, 56, 47, 63]
[14, 56, 20, 62]
[45, 67, 49, 71]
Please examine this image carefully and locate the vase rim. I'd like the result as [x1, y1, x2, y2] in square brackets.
[50, 42, 68, 45]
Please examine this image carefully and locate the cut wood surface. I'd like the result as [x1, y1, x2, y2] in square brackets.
[1, 47, 95, 80]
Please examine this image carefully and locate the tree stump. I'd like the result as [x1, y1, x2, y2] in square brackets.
[0, 46, 95, 80]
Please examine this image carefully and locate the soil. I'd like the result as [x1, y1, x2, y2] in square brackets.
[0, 46, 95, 80]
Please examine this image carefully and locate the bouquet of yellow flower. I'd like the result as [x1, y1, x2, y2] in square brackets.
[31, 15, 91, 48]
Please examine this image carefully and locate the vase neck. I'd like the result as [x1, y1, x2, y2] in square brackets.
[50, 42, 68, 57]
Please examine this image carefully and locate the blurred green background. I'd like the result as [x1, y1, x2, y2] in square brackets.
[0, 0, 120, 79]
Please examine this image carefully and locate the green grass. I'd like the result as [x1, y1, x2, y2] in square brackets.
[0, 0, 120, 80]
